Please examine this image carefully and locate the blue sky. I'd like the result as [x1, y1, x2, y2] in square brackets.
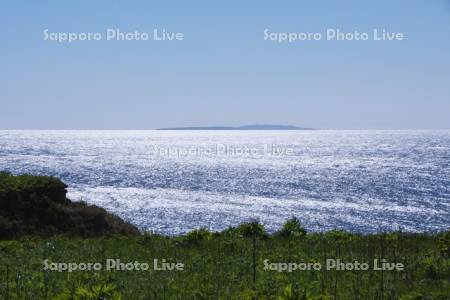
[1, 1, 449, 129]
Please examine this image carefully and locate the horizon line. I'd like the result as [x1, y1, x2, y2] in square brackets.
[1, 128, 450, 131]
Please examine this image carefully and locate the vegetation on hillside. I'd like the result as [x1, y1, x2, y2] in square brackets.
[0, 173, 449, 298]
[0, 172, 138, 239]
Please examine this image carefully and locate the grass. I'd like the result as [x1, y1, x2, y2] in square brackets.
[0, 226, 449, 299]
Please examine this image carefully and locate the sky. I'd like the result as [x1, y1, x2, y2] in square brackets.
[0, 1, 449, 129]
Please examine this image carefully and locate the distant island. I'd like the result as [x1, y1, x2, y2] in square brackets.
[157, 124, 313, 130]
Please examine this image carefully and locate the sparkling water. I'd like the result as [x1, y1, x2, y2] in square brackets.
[1, 130, 449, 235]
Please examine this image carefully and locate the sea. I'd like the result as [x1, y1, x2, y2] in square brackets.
[0, 130, 449, 235]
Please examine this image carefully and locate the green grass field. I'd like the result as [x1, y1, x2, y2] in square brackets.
[1, 226, 449, 299]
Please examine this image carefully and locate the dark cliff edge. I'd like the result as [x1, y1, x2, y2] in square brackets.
[0, 172, 139, 239]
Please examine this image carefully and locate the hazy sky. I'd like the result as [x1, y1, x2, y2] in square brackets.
[1, 1, 449, 129]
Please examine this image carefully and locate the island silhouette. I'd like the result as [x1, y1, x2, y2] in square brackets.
[157, 124, 313, 130]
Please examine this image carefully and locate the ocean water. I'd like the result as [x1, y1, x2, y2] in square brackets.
[0, 130, 449, 235]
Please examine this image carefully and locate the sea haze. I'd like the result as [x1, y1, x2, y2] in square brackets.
[0, 130, 449, 235]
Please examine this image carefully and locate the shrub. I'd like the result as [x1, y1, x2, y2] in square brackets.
[276, 217, 306, 238]
[234, 220, 268, 238]
[182, 228, 212, 245]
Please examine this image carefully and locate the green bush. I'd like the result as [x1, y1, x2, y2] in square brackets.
[182, 227, 212, 245]
[234, 220, 268, 238]
[276, 217, 307, 238]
